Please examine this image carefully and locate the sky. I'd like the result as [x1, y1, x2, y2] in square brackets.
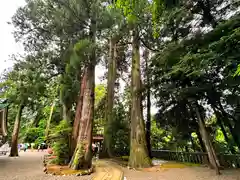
[0, 0, 107, 84]
[0, 0, 25, 74]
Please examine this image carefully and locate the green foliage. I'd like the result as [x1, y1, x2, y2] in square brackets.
[95, 84, 106, 106]
[24, 128, 42, 143]
[112, 100, 130, 155]
[23, 119, 46, 145]
[234, 64, 240, 76]
[115, 0, 149, 26]
[50, 120, 72, 165]
[93, 84, 107, 135]
[150, 10, 240, 154]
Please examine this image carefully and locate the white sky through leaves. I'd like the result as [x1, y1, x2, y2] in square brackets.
[0, 0, 157, 114]
[0, 0, 25, 73]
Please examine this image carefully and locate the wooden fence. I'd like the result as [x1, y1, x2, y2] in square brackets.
[151, 150, 240, 168]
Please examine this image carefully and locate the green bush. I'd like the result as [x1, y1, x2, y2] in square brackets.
[23, 119, 46, 145]
[49, 120, 72, 165]
[24, 128, 40, 143]
[34, 136, 45, 148]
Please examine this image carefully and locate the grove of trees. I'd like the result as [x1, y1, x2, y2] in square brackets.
[0, 0, 240, 175]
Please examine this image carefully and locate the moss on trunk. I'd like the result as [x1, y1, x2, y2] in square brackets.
[69, 65, 94, 170]
[70, 140, 92, 170]
[128, 30, 151, 168]
[69, 15, 96, 170]
[103, 38, 117, 158]
[71, 71, 87, 156]
[128, 139, 151, 168]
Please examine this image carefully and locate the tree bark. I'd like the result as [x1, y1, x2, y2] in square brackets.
[69, 17, 96, 170]
[144, 48, 151, 157]
[69, 65, 94, 170]
[207, 93, 240, 152]
[45, 101, 55, 142]
[196, 129, 206, 152]
[10, 103, 24, 157]
[214, 109, 236, 154]
[103, 38, 117, 157]
[128, 30, 151, 168]
[60, 80, 72, 122]
[218, 103, 240, 150]
[63, 103, 71, 122]
[195, 104, 220, 174]
[71, 71, 87, 156]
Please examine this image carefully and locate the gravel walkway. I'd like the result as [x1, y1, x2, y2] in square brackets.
[123, 166, 240, 180]
[0, 151, 92, 180]
[1, 151, 240, 180]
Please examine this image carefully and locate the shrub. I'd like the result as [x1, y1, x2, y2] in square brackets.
[49, 120, 72, 165]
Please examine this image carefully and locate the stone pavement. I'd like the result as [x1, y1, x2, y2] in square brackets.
[122, 164, 240, 180]
[0, 151, 92, 180]
[1, 151, 240, 180]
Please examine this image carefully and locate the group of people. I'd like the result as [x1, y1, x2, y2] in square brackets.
[17, 143, 47, 152]
[38, 143, 47, 151]
[92, 143, 99, 158]
[17, 142, 100, 156]
[18, 143, 29, 152]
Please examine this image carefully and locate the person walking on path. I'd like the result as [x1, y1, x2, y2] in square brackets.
[18, 144, 21, 152]
[24, 143, 28, 152]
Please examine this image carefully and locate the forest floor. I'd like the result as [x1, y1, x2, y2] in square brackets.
[1, 151, 240, 180]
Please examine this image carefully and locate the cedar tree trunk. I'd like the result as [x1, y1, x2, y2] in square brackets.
[128, 30, 151, 168]
[103, 38, 117, 157]
[10, 103, 24, 157]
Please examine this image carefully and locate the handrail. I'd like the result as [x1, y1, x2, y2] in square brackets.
[151, 150, 240, 168]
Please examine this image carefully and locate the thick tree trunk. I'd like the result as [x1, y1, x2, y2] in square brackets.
[45, 101, 55, 142]
[103, 38, 117, 157]
[10, 103, 24, 157]
[222, 116, 240, 151]
[69, 18, 96, 170]
[218, 103, 240, 150]
[195, 105, 220, 174]
[69, 65, 94, 170]
[60, 81, 71, 122]
[63, 103, 71, 122]
[128, 30, 151, 168]
[208, 97, 239, 153]
[214, 110, 236, 154]
[196, 130, 206, 152]
[144, 48, 151, 157]
[71, 71, 87, 156]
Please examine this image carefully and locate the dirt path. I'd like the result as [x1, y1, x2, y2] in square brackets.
[123, 166, 240, 180]
[0, 151, 92, 180]
[92, 160, 123, 180]
[1, 151, 240, 180]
